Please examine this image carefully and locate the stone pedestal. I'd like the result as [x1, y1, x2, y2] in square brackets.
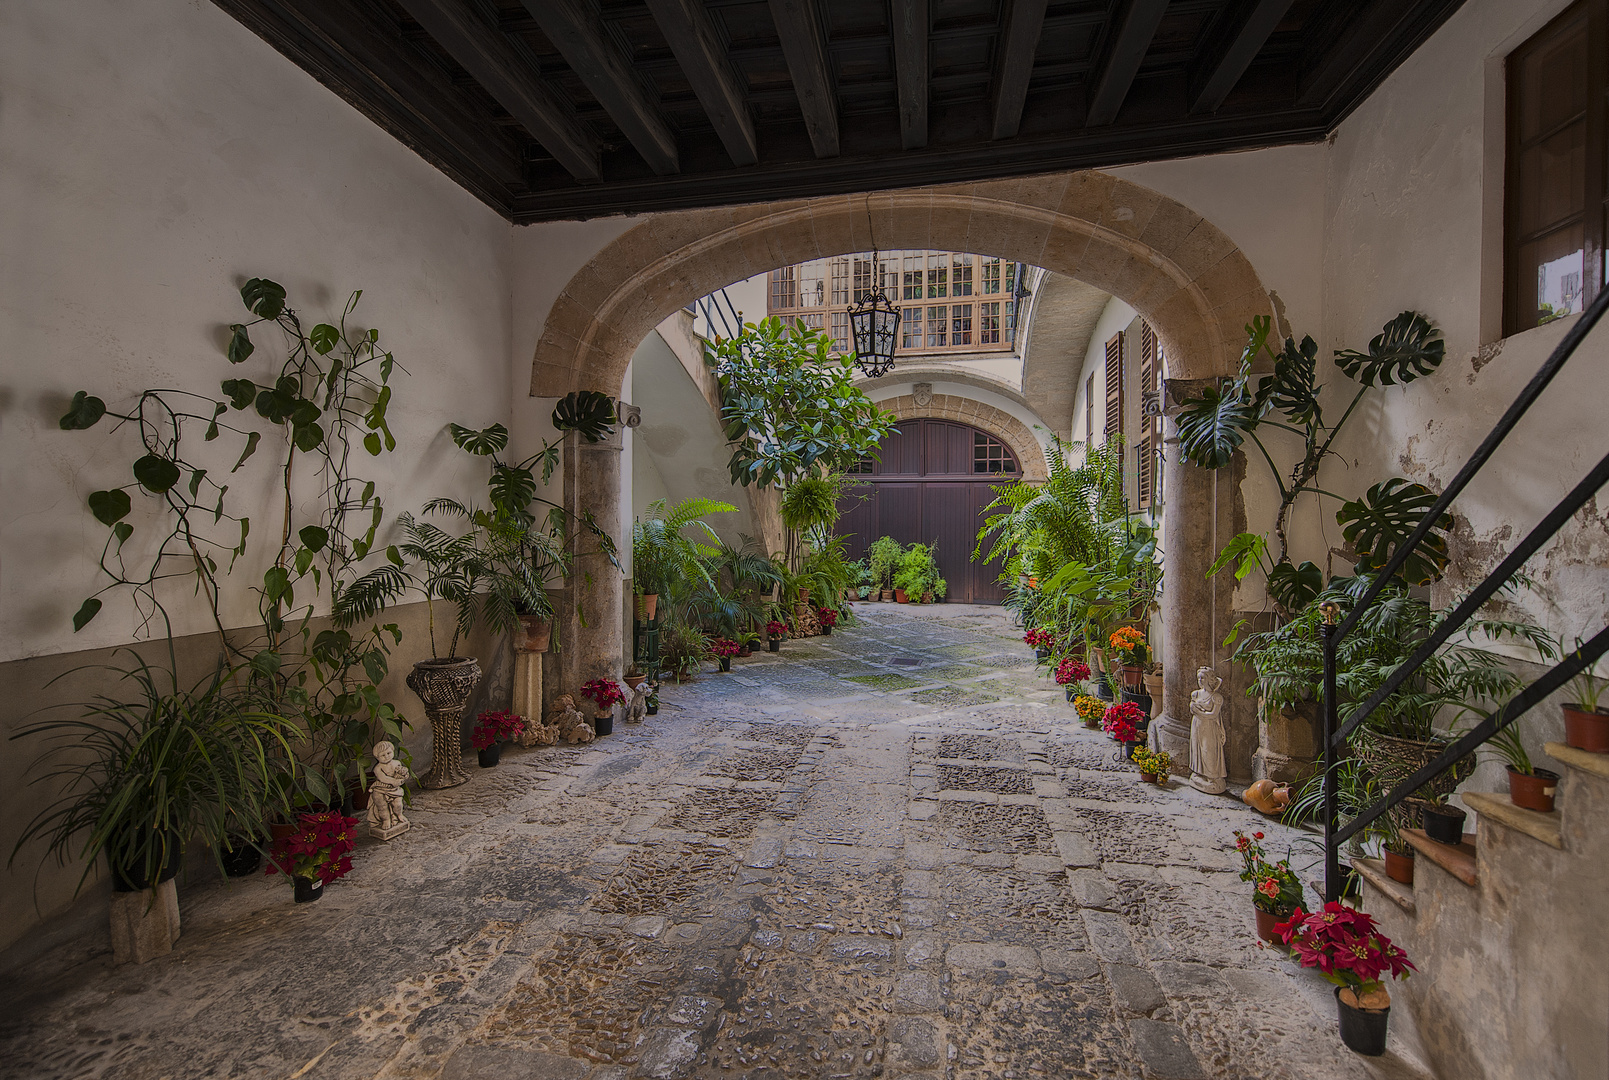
[1254, 702, 1322, 786]
[513, 632, 544, 731]
[110, 879, 180, 965]
[561, 426, 624, 695]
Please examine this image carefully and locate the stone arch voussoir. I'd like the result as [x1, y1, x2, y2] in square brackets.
[876, 393, 1048, 483]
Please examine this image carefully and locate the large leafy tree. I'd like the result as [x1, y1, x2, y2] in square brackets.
[1180, 311, 1452, 616]
[705, 317, 898, 488]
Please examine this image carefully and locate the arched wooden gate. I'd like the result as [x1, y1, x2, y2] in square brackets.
[837, 418, 1018, 604]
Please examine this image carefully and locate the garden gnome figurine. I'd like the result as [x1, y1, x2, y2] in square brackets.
[1188, 666, 1229, 794]
[368, 741, 412, 840]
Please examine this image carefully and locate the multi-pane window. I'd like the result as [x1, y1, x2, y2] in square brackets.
[852, 257, 875, 302]
[770, 266, 797, 309]
[951, 304, 973, 346]
[797, 260, 826, 308]
[830, 311, 849, 353]
[980, 301, 1001, 343]
[830, 258, 851, 305]
[926, 254, 948, 298]
[982, 259, 1001, 294]
[799, 313, 824, 332]
[1506, 0, 1607, 334]
[952, 253, 973, 296]
[1004, 299, 1019, 344]
[848, 455, 876, 474]
[902, 305, 924, 348]
[902, 255, 924, 300]
[926, 305, 948, 347]
[973, 432, 1018, 474]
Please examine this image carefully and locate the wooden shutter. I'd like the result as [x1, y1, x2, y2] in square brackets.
[1103, 332, 1124, 445]
[1138, 323, 1158, 507]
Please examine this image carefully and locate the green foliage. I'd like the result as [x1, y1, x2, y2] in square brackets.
[705, 317, 898, 487]
[631, 498, 735, 596]
[1337, 479, 1453, 586]
[551, 390, 617, 443]
[780, 474, 843, 534]
[9, 654, 303, 896]
[893, 543, 945, 601]
[867, 536, 904, 592]
[1334, 311, 1445, 386]
[800, 535, 862, 614]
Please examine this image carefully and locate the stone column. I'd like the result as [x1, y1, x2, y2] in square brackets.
[560, 427, 625, 696]
[1158, 379, 1253, 783]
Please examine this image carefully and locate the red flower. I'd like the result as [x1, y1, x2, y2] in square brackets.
[1254, 831, 1264, 840]
[1101, 701, 1145, 742]
[817, 607, 839, 628]
[1054, 658, 1092, 685]
[1275, 902, 1416, 995]
[766, 620, 788, 638]
[580, 678, 626, 709]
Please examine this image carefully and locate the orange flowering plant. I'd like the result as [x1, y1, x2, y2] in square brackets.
[1108, 626, 1150, 668]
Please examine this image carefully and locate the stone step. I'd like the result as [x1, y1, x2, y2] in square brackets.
[1403, 828, 1477, 886]
[1462, 792, 1563, 850]
[1352, 856, 1416, 916]
[1545, 741, 1609, 780]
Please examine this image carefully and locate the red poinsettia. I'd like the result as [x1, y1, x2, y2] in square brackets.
[1023, 627, 1055, 649]
[580, 677, 625, 710]
[1276, 902, 1416, 997]
[766, 620, 788, 638]
[711, 637, 742, 658]
[817, 607, 839, 629]
[1102, 700, 1146, 742]
[472, 709, 527, 750]
[266, 811, 358, 886]
[1054, 657, 1091, 685]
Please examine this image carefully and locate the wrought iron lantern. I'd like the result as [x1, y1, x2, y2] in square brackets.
[848, 253, 901, 379]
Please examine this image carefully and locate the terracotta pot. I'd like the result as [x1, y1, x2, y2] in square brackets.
[894, 589, 908, 603]
[798, 587, 811, 603]
[1508, 767, 1559, 812]
[1336, 987, 1390, 1056]
[517, 613, 552, 652]
[1254, 905, 1291, 944]
[637, 593, 659, 621]
[1383, 848, 1415, 885]
[1121, 664, 1145, 689]
[1421, 803, 1466, 845]
[738, 646, 753, 657]
[1140, 772, 1159, 784]
[1563, 705, 1609, 753]
[625, 674, 647, 691]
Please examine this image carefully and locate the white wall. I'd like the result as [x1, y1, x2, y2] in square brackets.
[0, 0, 521, 662]
[1070, 297, 1139, 446]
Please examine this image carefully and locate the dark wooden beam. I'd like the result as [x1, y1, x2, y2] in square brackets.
[1189, 0, 1297, 114]
[521, 0, 679, 175]
[210, 0, 523, 213]
[767, 0, 840, 158]
[891, 0, 929, 149]
[990, 0, 1050, 139]
[1297, 0, 1416, 109]
[1085, 0, 1170, 127]
[643, 0, 759, 167]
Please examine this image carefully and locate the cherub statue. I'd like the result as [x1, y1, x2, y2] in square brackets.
[547, 694, 594, 744]
[626, 679, 657, 724]
[367, 740, 411, 840]
[1188, 666, 1228, 795]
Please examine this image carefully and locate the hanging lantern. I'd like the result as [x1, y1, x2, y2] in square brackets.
[848, 254, 901, 378]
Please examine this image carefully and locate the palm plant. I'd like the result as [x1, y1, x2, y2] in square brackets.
[867, 536, 904, 594]
[800, 535, 860, 618]
[10, 654, 302, 894]
[976, 437, 1129, 582]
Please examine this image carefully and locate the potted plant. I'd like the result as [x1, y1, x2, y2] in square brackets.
[1131, 746, 1172, 783]
[625, 667, 649, 692]
[1483, 721, 1559, 812]
[767, 619, 787, 652]
[645, 686, 660, 716]
[1420, 797, 1467, 845]
[711, 637, 741, 672]
[1275, 902, 1415, 1056]
[1563, 648, 1608, 752]
[579, 678, 625, 735]
[265, 810, 358, 904]
[1102, 700, 1147, 757]
[1055, 658, 1092, 701]
[1074, 694, 1105, 728]
[817, 607, 838, 635]
[868, 537, 903, 601]
[736, 631, 760, 657]
[632, 497, 737, 623]
[1380, 816, 1415, 886]
[894, 543, 944, 605]
[1234, 829, 1304, 942]
[1024, 627, 1055, 660]
[472, 709, 526, 768]
[662, 621, 713, 679]
[1108, 626, 1150, 691]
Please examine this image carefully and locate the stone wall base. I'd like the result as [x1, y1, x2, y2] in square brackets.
[109, 879, 180, 965]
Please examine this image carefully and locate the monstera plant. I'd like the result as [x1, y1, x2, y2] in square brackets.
[1181, 311, 1452, 620]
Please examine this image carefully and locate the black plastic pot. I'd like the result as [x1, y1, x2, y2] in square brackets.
[646, 699, 659, 716]
[719, 657, 731, 672]
[822, 625, 832, 635]
[1122, 689, 1153, 715]
[768, 638, 781, 653]
[1422, 803, 1467, 845]
[1335, 988, 1390, 1056]
[595, 710, 614, 736]
[1095, 681, 1114, 701]
[478, 744, 501, 768]
[1065, 686, 1078, 703]
[1035, 647, 1051, 660]
[293, 875, 323, 904]
[109, 829, 185, 893]
[219, 837, 261, 878]
[1122, 740, 1142, 761]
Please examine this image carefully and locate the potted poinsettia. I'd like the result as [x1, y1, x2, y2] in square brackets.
[711, 637, 741, 672]
[1276, 903, 1415, 1056]
[579, 678, 624, 735]
[817, 607, 838, 635]
[265, 811, 358, 904]
[1055, 657, 1091, 702]
[766, 619, 787, 653]
[1233, 829, 1303, 943]
[1023, 627, 1055, 659]
[472, 710, 526, 768]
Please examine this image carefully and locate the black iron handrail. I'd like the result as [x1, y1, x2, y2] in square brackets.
[1321, 285, 1609, 902]
[697, 287, 744, 341]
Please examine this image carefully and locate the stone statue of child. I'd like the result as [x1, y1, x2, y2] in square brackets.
[367, 740, 412, 840]
[1188, 666, 1229, 794]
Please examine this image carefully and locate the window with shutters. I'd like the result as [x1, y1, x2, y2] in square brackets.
[1505, 0, 1607, 334]
[1138, 323, 1162, 509]
[1085, 375, 1095, 443]
[1103, 332, 1124, 446]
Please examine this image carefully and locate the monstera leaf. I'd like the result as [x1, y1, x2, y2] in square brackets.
[1337, 478, 1453, 585]
[1267, 560, 1323, 613]
[1176, 379, 1260, 470]
[1259, 335, 1323, 425]
[448, 422, 509, 457]
[1335, 311, 1445, 387]
[59, 391, 107, 430]
[552, 390, 616, 443]
[240, 277, 287, 320]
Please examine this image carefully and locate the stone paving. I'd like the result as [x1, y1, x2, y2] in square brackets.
[0, 605, 1433, 1080]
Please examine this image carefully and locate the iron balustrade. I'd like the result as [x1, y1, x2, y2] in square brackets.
[1320, 283, 1609, 902]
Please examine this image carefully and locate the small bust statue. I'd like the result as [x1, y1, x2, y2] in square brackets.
[367, 740, 412, 840]
[1188, 665, 1228, 794]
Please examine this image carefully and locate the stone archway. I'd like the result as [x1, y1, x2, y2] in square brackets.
[539, 171, 1267, 780]
[875, 392, 1048, 484]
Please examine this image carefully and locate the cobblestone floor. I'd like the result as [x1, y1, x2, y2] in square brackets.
[0, 605, 1433, 1080]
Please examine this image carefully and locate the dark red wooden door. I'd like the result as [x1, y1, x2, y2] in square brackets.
[835, 418, 1020, 604]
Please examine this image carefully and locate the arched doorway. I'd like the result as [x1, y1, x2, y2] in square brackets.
[838, 419, 1019, 604]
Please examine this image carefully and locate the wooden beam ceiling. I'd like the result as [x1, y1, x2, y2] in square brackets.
[210, 0, 1472, 223]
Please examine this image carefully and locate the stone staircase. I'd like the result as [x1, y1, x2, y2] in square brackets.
[1353, 743, 1609, 1079]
